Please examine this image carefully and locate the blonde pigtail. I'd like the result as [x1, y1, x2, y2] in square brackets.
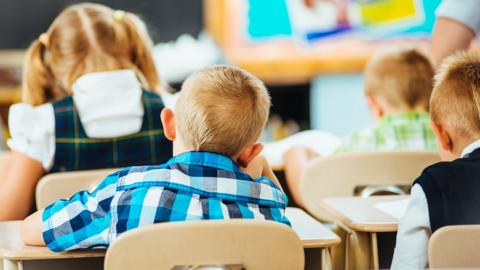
[121, 13, 161, 93]
[22, 39, 56, 106]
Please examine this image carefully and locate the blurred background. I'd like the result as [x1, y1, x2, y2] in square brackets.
[0, 0, 442, 142]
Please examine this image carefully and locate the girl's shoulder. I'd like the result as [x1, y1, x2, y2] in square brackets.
[7, 102, 55, 170]
[9, 102, 55, 129]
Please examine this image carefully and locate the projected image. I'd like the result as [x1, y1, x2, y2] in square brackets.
[247, 0, 441, 42]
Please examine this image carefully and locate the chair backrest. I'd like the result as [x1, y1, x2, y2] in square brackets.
[35, 168, 118, 209]
[300, 151, 440, 221]
[105, 220, 304, 270]
[429, 225, 480, 269]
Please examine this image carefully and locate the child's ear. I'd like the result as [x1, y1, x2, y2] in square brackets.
[366, 95, 384, 121]
[160, 108, 176, 141]
[236, 143, 264, 168]
[431, 121, 453, 152]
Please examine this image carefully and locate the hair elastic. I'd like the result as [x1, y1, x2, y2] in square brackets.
[38, 33, 50, 47]
[113, 10, 126, 22]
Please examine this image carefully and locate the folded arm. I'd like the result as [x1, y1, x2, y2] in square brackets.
[21, 173, 118, 251]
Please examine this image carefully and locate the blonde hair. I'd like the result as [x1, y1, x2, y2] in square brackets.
[175, 65, 271, 157]
[364, 48, 434, 111]
[23, 3, 160, 106]
[431, 51, 480, 138]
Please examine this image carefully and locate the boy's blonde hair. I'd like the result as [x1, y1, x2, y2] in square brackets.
[364, 48, 434, 111]
[23, 3, 160, 106]
[431, 51, 480, 138]
[176, 66, 271, 157]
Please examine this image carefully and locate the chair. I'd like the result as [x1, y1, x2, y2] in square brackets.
[429, 225, 480, 269]
[299, 151, 439, 222]
[104, 220, 305, 270]
[35, 168, 118, 209]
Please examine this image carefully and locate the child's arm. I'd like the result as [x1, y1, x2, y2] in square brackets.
[0, 151, 45, 220]
[283, 146, 319, 206]
[242, 155, 283, 190]
[21, 210, 45, 246]
[391, 184, 430, 270]
[21, 173, 119, 251]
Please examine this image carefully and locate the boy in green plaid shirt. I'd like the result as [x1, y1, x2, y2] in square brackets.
[284, 48, 437, 205]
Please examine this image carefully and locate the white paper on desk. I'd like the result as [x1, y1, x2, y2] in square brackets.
[262, 130, 341, 168]
[374, 199, 411, 220]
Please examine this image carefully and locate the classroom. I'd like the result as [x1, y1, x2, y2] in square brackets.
[0, 0, 479, 269]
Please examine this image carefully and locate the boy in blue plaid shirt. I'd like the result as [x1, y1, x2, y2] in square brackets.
[21, 66, 289, 252]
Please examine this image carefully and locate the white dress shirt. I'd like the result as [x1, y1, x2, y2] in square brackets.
[7, 69, 176, 171]
[391, 139, 480, 269]
[436, 0, 480, 34]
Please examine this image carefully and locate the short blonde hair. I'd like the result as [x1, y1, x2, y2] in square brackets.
[176, 66, 271, 157]
[23, 3, 160, 106]
[431, 51, 480, 138]
[364, 48, 434, 111]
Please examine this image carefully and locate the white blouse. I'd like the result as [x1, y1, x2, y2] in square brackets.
[7, 69, 176, 171]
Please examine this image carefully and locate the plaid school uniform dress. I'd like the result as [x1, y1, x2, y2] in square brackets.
[335, 112, 437, 154]
[50, 90, 172, 172]
[42, 151, 290, 252]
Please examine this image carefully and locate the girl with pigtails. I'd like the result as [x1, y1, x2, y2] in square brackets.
[0, 3, 172, 220]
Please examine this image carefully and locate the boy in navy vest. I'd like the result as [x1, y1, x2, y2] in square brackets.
[392, 51, 480, 269]
[20, 66, 289, 252]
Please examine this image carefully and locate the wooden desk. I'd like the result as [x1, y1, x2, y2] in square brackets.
[1, 208, 339, 270]
[0, 221, 104, 270]
[286, 207, 340, 249]
[318, 195, 407, 232]
[318, 195, 408, 269]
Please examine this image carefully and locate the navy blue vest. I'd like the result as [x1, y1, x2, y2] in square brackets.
[50, 90, 172, 172]
[415, 148, 480, 232]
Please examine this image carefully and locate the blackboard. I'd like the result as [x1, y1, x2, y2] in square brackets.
[0, 0, 203, 49]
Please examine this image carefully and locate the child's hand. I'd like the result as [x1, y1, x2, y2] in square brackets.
[242, 155, 283, 190]
[21, 210, 46, 246]
[283, 146, 320, 166]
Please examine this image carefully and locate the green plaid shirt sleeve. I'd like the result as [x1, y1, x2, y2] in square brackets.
[335, 112, 437, 154]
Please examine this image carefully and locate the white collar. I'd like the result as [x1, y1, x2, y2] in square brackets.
[461, 139, 480, 158]
[72, 69, 141, 93]
[71, 69, 144, 138]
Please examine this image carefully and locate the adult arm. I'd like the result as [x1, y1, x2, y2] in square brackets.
[431, 0, 480, 66]
[431, 17, 475, 66]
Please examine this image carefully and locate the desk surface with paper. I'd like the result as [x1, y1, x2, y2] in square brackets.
[318, 195, 410, 233]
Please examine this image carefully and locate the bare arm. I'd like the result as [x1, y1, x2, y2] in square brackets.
[283, 146, 319, 206]
[21, 210, 45, 246]
[431, 17, 476, 66]
[0, 151, 44, 220]
[243, 155, 283, 190]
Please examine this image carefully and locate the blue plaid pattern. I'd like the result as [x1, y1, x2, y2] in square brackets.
[42, 152, 290, 252]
